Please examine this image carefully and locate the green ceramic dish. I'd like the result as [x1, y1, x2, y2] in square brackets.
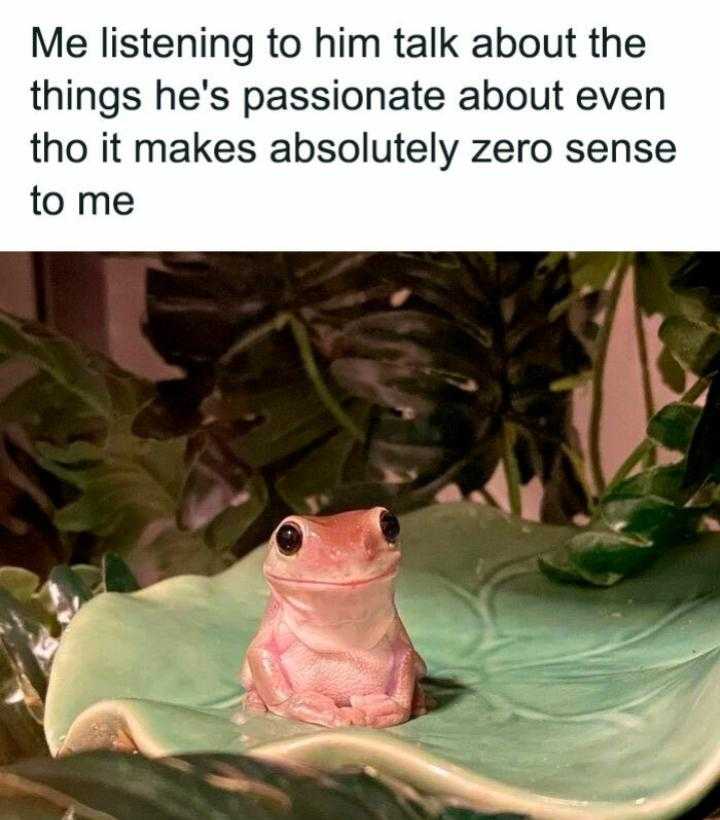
[45, 503, 720, 819]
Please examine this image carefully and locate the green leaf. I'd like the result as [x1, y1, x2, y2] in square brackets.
[604, 463, 687, 505]
[569, 252, 623, 292]
[0, 751, 515, 820]
[0, 570, 39, 605]
[277, 430, 357, 514]
[101, 553, 140, 593]
[669, 252, 720, 313]
[633, 252, 692, 318]
[540, 531, 653, 587]
[647, 403, 701, 452]
[657, 346, 686, 394]
[143, 253, 592, 526]
[600, 496, 703, 549]
[204, 476, 268, 551]
[659, 316, 720, 376]
[0, 312, 113, 419]
[540, 494, 704, 587]
[549, 371, 592, 392]
[233, 382, 340, 469]
[40, 432, 227, 578]
[71, 565, 102, 594]
[684, 372, 720, 492]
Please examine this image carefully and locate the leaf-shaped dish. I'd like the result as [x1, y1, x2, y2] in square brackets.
[45, 504, 720, 819]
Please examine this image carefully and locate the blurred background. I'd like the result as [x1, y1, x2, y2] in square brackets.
[0, 252, 704, 584]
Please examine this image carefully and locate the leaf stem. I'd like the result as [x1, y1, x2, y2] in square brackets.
[589, 261, 629, 495]
[501, 421, 522, 517]
[633, 271, 656, 466]
[477, 487, 501, 509]
[605, 376, 709, 495]
[560, 443, 597, 516]
[288, 315, 364, 442]
[219, 314, 289, 365]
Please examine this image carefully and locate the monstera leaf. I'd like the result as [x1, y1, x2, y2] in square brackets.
[140, 253, 593, 533]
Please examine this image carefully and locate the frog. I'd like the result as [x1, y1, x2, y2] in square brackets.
[239, 507, 429, 728]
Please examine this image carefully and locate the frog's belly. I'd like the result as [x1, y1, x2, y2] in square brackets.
[281, 639, 394, 704]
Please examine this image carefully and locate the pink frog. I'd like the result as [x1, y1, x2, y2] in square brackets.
[240, 508, 428, 728]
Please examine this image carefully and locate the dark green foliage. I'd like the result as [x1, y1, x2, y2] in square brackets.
[0, 310, 256, 579]
[539, 383, 720, 587]
[0, 557, 136, 764]
[0, 750, 526, 820]
[538, 253, 720, 587]
[669, 252, 720, 312]
[101, 553, 140, 593]
[140, 252, 594, 527]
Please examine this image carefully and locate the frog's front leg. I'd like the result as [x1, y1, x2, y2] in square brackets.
[244, 617, 365, 727]
[350, 620, 425, 728]
[247, 643, 366, 726]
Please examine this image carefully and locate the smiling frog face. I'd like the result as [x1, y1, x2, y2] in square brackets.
[263, 507, 402, 588]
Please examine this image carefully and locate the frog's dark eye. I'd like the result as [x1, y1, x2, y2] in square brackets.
[380, 510, 400, 543]
[276, 522, 303, 555]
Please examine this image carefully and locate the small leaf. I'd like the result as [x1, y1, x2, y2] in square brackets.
[71, 565, 102, 594]
[684, 372, 720, 492]
[605, 463, 687, 505]
[569, 253, 623, 292]
[0, 569, 40, 605]
[540, 495, 704, 588]
[634, 253, 691, 318]
[657, 346, 686, 394]
[600, 496, 703, 549]
[647, 403, 701, 452]
[101, 553, 140, 593]
[549, 371, 592, 392]
[539, 531, 651, 588]
[659, 316, 720, 376]
[670, 252, 720, 312]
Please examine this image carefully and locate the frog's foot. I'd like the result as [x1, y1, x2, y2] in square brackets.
[244, 690, 267, 713]
[350, 693, 410, 728]
[272, 691, 365, 728]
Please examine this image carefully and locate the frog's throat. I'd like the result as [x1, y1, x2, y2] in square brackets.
[267, 575, 397, 652]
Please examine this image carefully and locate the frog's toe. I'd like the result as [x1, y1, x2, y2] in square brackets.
[351, 694, 409, 727]
[337, 705, 367, 726]
[279, 691, 341, 727]
[244, 690, 267, 712]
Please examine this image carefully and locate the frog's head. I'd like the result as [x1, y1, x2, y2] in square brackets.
[263, 507, 401, 589]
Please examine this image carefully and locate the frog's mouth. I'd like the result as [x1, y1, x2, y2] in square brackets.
[265, 564, 398, 589]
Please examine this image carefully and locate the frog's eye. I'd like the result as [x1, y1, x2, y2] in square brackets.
[276, 522, 303, 555]
[380, 510, 400, 543]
